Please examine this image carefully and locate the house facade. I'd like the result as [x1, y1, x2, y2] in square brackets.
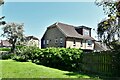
[26, 36, 39, 47]
[41, 22, 95, 50]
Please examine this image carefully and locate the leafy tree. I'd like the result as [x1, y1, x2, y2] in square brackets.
[0, 0, 4, 6]
[1, 23, 25, 52]
[0, 0, 6, 26]
[95, 0, 120, 49]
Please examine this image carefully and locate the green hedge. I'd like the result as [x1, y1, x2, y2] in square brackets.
[13, 46, 83, 71]
[0, 48, 10, 51]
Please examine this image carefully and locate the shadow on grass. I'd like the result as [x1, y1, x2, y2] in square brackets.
[64, 71, 100, 79]
[64, 71, 120, 80]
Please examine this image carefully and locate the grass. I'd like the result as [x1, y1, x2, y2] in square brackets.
[0, 59, 97, 78]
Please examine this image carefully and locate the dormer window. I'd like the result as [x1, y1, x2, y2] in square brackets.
[83, 29, 89, 36]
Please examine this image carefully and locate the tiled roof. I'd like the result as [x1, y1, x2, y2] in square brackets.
[52, 22, 95, 40]
[56, 22, 83, 39]
[0, 40, 12, 47]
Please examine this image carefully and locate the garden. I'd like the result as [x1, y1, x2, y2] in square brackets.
[1, 46, 120, 79]
[0, 47, 100, 79]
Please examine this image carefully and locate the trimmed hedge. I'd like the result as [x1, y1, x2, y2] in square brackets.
[0, 48, 10, 51]
[13, 46, 83, 71]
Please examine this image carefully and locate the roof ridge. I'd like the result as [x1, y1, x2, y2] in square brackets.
[56, 22, 76, 27]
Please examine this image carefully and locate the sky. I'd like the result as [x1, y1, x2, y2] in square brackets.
[0, 0, 106, 40]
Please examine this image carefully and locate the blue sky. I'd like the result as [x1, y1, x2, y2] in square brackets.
[0, 2, 106, 40]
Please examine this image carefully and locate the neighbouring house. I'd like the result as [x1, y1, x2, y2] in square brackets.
[94, 41, 109, 52]
[26, 36, 39, 47]
[0, 40, 12, 47]
[41, 22, 95, 51]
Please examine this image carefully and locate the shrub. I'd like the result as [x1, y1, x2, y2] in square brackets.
[14, 47, 83, 71]
[38, 48, 83, 71]
[0, 52, 14, 60]
[13, 46, 41, 62]
[0, 48, 10, 51]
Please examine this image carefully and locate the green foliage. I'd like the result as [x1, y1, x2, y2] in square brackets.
[95, 0, 120, 50]
[14, 47, 83, 71]
[1, 23, 25, 52]
[0, 52, 14, 59]
[0, 48, 10, 51]
[13, 46, 40, 62]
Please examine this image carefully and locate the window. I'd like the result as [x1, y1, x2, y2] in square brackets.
[73, 40, 76, 46]
[43, 40, 45, 45]
[81, 40, 83, 47]
[83, 29, 89, 36]
[46, 40, 49, 45]
[55, 38, 58, 43]
[60, 37, 63, 44]
[87, 40, 92, 45]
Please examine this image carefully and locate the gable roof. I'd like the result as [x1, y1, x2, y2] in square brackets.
[56, 22, 83, 39]
[50, 22, 95, 40]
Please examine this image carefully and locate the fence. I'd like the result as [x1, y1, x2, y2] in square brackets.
[81, 51, 120, 77]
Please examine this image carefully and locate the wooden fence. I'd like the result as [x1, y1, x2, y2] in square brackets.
[81, 51, 120, 77]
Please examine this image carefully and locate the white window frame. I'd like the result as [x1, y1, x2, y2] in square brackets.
[46, 40, 49, 45]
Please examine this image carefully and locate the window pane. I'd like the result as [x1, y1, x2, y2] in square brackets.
[43, 40, 45, 45]
[55, 38, 58, 43]
[47, 40, 49, 44]
[88, 40, 92, 45]
[60, 38, 63, 44]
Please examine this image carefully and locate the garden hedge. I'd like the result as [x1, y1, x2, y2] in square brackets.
[13, 46, 83, 71]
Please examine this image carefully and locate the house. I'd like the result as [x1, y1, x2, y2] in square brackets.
[94, 41, 109, 52]
[41, 22, 95, 51]
[26, 36, 39, 47]
[0, 40, 12, 47]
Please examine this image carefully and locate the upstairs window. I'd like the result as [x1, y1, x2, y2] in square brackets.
[43, 40, 45, 45]
[60, 37, 63, 44]
[55, 38, 58, 43]
[87, 40, 92, 45]
[46, 40, 49, 45]
[83, 29, 89, 36]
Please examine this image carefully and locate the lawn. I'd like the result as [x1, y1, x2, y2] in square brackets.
[0, 60, 95, 78]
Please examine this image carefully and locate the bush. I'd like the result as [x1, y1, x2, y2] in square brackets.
[0, 52, 14, 59]
[38, 48, 83, 71]
[13, 46, 41, 62]
[0, 48, 10, 51]
[14, 47, 83, 71]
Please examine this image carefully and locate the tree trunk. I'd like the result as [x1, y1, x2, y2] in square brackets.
[11, 38, 17, 53]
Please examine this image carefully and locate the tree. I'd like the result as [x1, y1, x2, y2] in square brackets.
[0, 0, 4, 6]
[95, 0, 120, 50]
[0, 0, 6, 26]
[1, 23, 25, 52]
